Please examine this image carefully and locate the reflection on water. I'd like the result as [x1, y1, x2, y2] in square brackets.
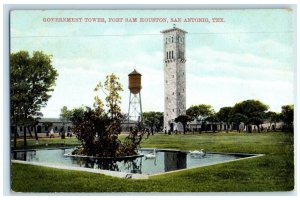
[164, 151, 186, 172]
[11, 148, 249, 175]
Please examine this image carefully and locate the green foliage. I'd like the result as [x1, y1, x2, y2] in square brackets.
[265, 111, 279, 123]
[186, 104, 214, 121]
[217, 107, 233, 132]
[230, 113, 248, 125]
[10, 51, 58, 118]
[10, 51, 58, 146]
[217, 107, 233, 123]
[59, 106, 73, 139]
[60, 106, 72, 122]
[71, 74, 146, 157]
[205, 113, 219, 133]
[186, 104, 215, 133]
[233, 100, 269, 117]
[118, 125, 144, 156]
[174, 115, 192, 134]
[232, 100, 269, 132]
[69, 106, 86, 125]
[142, 112, 163, 134]
[281, 105, 294, 132]
[94, 73, 123, 118]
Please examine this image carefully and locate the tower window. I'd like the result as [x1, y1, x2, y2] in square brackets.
[172, 75, 174, 78]
[173, 92, 174, 95]
[173, 109, 174, 112]
[183, 72, 185, 75]
[172, 51, 174, 59]
[179, 92, 180, 95]
[166, 80, 168, 84]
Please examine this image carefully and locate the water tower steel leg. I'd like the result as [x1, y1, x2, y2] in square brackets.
[128, 92, 131, 126]
[139, 92, 142, 123]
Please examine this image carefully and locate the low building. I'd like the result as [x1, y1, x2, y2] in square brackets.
[12, 118, 73, 137]
[188, 119, 231, 132]
[188, 119, 284, 133]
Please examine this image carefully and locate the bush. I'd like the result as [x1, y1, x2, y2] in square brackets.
[71, 74, 146, 157]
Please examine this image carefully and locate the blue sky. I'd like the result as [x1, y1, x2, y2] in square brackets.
[10, 9, 295, 117]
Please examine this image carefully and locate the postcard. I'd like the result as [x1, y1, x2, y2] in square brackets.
[9, 9, 295, 193]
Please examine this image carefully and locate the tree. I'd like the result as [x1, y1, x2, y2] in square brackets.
[60, 106, 72, 122]
[174, 115, 192, 134]
[186, 104, 214, 133]
[217, 107, 233, 133]
[206, 113, 219, 133]
[28, 115, 42, 140]
[142, 112, 163, 135]
[281, 105, 294, 132]
[72, 74, 146, 157]
[69, 106, 86, 125]
[59, 106, 73, 138]
[94, 73, 123, 119]
[248, 112, 265, 133]
[154, 112, 164, 132]
[230, 113, 248, 132]
[232, 100, 269, 133]
[265, 111, 281, 131]
[10, 51, 58, 147]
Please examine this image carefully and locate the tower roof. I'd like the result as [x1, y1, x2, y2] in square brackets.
[161, 26, 188, 34]
[128, 69, 142, 76]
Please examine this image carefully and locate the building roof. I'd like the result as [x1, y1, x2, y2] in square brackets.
[161, 26, 188, 34]
[121, 119, 139, 124]
[128, 69, 141, 76]
[39, 118, 138, 124]
[38, 118, 71, 123]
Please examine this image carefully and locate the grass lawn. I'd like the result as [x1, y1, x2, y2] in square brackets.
[11, 132, 294, 192]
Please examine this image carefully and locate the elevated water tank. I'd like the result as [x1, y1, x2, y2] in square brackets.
[128, 69, 142, 94]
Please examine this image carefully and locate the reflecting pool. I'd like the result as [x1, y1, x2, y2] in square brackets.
[11, 148, 254, 175]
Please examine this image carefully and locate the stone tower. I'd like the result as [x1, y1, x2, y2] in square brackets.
[161, 26, 187, 132]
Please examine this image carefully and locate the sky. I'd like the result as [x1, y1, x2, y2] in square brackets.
[10, 9, 295, 118]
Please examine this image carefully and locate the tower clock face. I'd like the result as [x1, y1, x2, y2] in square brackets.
[167, 36, 173, 43]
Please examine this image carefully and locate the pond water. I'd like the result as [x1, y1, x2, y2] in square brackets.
[11, 148, 253, 175]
